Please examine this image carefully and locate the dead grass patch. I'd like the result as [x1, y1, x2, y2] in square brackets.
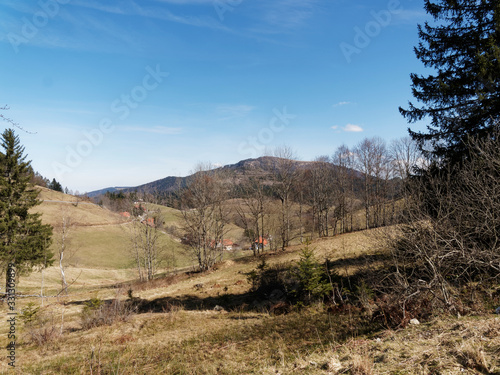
[3, 232, 499, 374]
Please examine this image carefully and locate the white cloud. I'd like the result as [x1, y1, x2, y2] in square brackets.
[216, 104, 255, 120]
[392, 9, 429, 25]
[72, 0, 230, 32]
[242, 0, 321, 36]
[331, 124, 364, 133]
[333, 101, 353, 108]
[344, 124, 363, 132]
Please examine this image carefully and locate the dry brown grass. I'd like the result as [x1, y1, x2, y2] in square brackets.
[35, 187, 126, 227]
[2, 231, 499, 374]
[351, 354, 375, 375]
[29, 188, 195, 272]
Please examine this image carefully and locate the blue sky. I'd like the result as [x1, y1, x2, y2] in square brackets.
[0, 0, 429, 193]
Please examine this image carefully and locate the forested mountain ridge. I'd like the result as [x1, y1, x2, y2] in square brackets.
[89, 156, 378, 198]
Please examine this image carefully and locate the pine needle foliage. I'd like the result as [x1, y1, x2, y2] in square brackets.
[400, 0, 500, 163]
[292, 241, 333, 304]
[0, 129, 53, 288]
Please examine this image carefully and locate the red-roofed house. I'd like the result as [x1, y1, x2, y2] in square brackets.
[210, 239, 234, 251]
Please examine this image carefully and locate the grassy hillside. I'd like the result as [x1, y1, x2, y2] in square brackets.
[32, 187, 193, 270]
[2, 230, 498, 374]
[35, 187, 127, 227]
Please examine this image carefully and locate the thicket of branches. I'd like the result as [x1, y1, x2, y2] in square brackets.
[386, 0, 500, 318]
[179, 139, 417, 271]
[385, 128, 500, 313]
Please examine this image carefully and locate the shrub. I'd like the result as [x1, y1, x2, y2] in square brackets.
[247, 242, 334, 306]
[19, 302, 40, 326]
[384, 127, 500, 317]
[291, 243, 333, 304]
[20, 303, 59, 346]
[81, 297, 135, 330]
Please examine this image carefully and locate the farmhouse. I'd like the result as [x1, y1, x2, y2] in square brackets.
[210, 239, 234, 251]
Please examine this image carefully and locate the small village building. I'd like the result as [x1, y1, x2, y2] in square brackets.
[210, 239, 234, 251]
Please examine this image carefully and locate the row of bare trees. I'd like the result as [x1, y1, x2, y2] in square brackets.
[50, 138, 424, 280]
[179, 139, 424, 271]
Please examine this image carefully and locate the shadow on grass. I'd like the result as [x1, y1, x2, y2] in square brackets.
[134, 291, 259, 313]
[66, 289, 262, 314]
[327, 253, 390, 269]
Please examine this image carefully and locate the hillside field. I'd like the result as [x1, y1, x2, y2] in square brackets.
[33, 187, 195, 271]
[1, 226, 498, 374]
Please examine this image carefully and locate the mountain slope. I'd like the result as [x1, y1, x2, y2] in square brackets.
[33, 187, 192, 269]
[88, 156, 365, 197]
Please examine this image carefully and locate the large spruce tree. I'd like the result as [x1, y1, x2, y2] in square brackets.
[391, 1, 500, 311]
[0, 129, 53, 290]
[400, 0, 500, 162]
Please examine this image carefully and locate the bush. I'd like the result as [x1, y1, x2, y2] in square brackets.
[384, 127, 500, 317]
[247, 243, 334, 306]
[20, 303, 59, 346]
[81, 297, 136, 330]
[291, 243, 333, 304]
[19, 302, 40, 326]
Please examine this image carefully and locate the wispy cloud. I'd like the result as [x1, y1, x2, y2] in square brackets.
[216, 104, 255, 120]
[392, 9, 429, 25]
[72, 0, 230, 32]
[344, 124, 363, 132]
[331, 124, 364, 133]
[243, 0, 321, 36]
[122, 126, 183, 135]
[261, 0, 319, 29]
[333, 101, 354, 108]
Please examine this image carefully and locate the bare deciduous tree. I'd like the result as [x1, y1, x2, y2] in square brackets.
[309, 156, 334, 238]
[130, 208, 165, 281]
[181, 164, 228, 271]
[236, 176, 268, 255]
[271, 146, 298, 251]
[354, 137, 392, 229]
[390, 136, 422, 180]
[53, 207, 78, 295]
[354, 138, 376, 229]
[332, 144, 355, 233]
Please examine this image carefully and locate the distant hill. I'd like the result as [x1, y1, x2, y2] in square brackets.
[33, 186, 192, 269]
[86, 186, 131, 198]
[87, 156, 365, 198]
